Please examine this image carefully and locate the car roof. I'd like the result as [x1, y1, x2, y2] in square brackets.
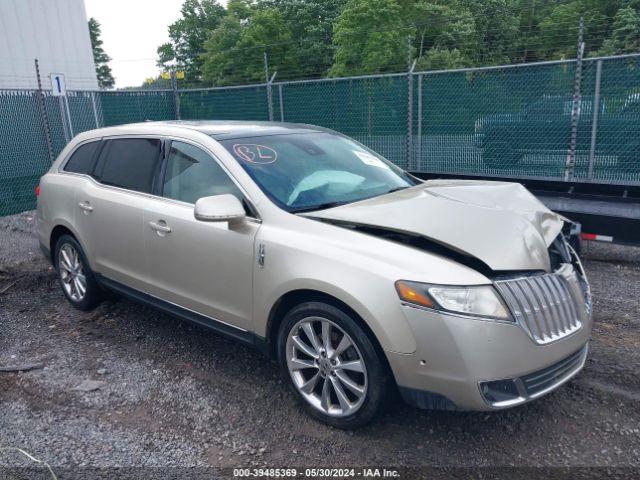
[126, 120, 330, 140]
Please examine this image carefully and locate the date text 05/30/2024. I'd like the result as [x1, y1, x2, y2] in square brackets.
[233, 468, 400, 478]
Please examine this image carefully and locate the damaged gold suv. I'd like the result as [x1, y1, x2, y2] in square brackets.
[37, 121, 592, 428]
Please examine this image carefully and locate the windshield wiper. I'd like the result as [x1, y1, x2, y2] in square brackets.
[292, 187, 410, 214]
[386, 186, 410, 194]
[290, 201, 349, 214]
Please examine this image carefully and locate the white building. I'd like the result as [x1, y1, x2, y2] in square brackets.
[0, 0, 99, 90]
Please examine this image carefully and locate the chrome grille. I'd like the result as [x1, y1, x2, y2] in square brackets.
[521, 345, 587, 396]
[494, 272, 583, 345]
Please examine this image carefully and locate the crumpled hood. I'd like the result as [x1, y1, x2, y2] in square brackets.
[304, 180, 565, 272]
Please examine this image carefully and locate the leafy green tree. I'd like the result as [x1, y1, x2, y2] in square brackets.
[88, 18, 115, 89]
[406, 1, 475, 67]
[161, 0, 640, 85]
[460, 0, 520, 65]
[330, 0, 413, 76]
[596, 6, 640, 55]
[202, 2, 295, 85]
[262, 0, 347, 78]
[538, 0, 621, 59]
[157, 0, 226, 86]
[415, 48, 472, 70]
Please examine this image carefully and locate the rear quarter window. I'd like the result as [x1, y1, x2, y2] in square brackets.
[93, 138, 161, 194]
[63, 141, 100, 175]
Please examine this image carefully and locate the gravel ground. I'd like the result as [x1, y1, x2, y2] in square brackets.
[1, 211, 639, 477]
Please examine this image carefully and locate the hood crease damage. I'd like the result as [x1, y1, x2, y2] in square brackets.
[305, 180, 565, 273]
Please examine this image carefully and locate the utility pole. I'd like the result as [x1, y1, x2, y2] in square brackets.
[565, 17, 585, 181]
[34, 58, 54, 163]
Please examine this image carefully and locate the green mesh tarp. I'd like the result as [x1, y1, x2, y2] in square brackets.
[180, 85, 269, 120]
[0, 90, 51, 216]
[280, 75, 409, 169]
[574, 56, 640, 183]
[2, 54, 640, 217]
[414, 57, 639, 183]
[99, 90, 176, 126]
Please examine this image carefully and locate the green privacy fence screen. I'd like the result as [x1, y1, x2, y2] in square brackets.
[0, 90, 51, 216]
[180, 85, 270, 120]
[279, 74, 410, 169]
[1, 53, 639, 217]
[100, 90, 177, 126]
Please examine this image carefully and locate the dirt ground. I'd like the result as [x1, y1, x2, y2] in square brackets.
[1, 211, 639, 478]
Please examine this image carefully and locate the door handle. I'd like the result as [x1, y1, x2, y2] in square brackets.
[149, 220, 171, 234]
[78, 201, 94, 213]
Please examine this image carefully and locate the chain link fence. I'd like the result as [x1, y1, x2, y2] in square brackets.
[1, 53, 639, 217]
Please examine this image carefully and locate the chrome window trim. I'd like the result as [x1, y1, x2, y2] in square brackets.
[55, 133, 262, 223]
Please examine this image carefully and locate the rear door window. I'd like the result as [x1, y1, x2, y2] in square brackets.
[63, 141, 100, 175]
[94, 138, 161, 194]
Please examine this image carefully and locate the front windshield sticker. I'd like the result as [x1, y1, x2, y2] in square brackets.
[352, 150, 390, 170]
[233, 144, 277, 164]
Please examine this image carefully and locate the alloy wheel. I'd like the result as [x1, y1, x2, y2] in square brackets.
[58, 243, 87, 302]
[286, 317, 368, 417]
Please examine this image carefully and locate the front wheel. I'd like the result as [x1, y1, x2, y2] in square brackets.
[278, 302, 390, 429]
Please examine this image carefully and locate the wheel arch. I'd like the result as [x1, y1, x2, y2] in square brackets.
[49, 223, 93, 270]
[264, 289, 392, 376]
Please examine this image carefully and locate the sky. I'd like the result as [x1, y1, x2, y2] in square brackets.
[84, 0, 227, 88]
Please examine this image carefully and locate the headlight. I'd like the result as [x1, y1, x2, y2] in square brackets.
[395, 280, 512, 321]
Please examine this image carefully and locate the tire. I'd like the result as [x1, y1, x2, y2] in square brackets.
[277, 301, 391, 429]
[54, 234, 103, 311]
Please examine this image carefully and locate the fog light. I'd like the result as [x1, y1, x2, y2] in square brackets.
[480, 379, 520, 404]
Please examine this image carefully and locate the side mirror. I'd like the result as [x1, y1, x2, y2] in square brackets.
[194, 194, 246, 222]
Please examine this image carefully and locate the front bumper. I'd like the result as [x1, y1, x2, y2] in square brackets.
[387, 303, 592, 411]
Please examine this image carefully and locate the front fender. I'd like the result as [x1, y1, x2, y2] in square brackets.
[252, 231, 419, 354]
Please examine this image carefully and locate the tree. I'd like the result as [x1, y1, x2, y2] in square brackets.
[538, 1, 620, 59]
[596, 6, 640, 55]
[202, 2, 296, 85]
[88, 18, 115, 89]
[157, 0, 226, 86]
[406, 1, 476, 67]
[415, 48, 471, 70]
[159, 0, 639, 84]
[330, 0, 413, 77]
[459, 0, 520, 65]
[262, 0, 347, 78]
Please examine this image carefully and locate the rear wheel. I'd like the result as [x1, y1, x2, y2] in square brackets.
[54, 234, 103, 311]
[278, 301, 390, 429]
